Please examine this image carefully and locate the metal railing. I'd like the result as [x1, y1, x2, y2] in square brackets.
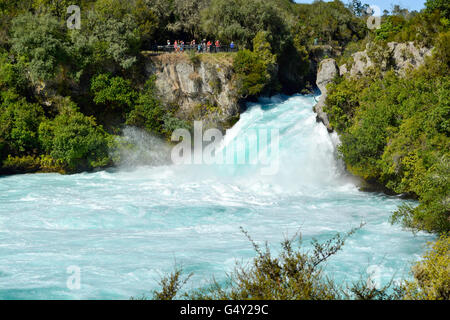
[147, 44, 240, 54]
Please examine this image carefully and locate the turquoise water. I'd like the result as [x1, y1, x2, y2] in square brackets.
[0, 95, 433, 299]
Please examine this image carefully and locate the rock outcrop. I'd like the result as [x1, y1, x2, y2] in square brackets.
[388, 42, 433, 76]
[144, 53, 240, 128]
[314, 58, 339, 132]
[340, 41, 433, 78]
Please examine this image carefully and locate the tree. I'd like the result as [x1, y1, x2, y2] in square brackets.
[167, 0, 209, 40]
[233, 49, 268, 97]
[201, 0, 289, 51]
[32, 0, 85, 18]
[132, 0, 159, 46]
[10, 12, 68, 81]
[425, 0, 450, 19]
[294, 0, 366, 47]
[252, 31, 278, 86]
[69, 8, 141, 74]
[348, 0, 365, 17]
[0, 50, 28, 94]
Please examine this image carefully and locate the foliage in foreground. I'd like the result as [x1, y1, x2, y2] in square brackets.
[147, 231, 449, 301]
[403, 233, 450, 300]
[145, 225, 426, 301]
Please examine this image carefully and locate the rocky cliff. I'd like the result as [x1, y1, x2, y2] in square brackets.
[313, 59, 338, 132]
[314, 42, 433, 131]
[144, 53, 240, 129]
[340, 41, 433, 78]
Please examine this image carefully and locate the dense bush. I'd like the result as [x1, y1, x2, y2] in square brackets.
[293, 0, 367, 48]
[39, 110, 112, 171]
[91, 73, 137, 110]
[425, 0, 450, 19]
[403, 234, 450, 300]
[10, 12, 68, 82]
[375, 7, 447, 46]
[69, 10, 140, 76]
[233, 31, 283, 97]
[0, 91, 44, 157]
[325, 54, 450, 234]
[126, 77, 165, 134]
[233, 49, 268, 97]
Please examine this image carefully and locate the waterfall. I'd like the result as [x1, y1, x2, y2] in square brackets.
[0, 94, 433, 299]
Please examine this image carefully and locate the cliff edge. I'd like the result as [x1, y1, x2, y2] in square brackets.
[144, 53, 241, 129]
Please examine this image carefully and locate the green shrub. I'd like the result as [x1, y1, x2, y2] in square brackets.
[403, 234, 450, 300]
[0, 92, 44, 155]
[1, 154, 66, 174]
[126, 76, 165, 134]
[91, 73, 138, 110]
[2, 154, 41, 173]
[233, 49, 268, 97]
[425, 0, 450, 19]
[161, 113, 191, 138]
[69, 9, 140, 73]
[375, 16, 405, 41]
[201, 0, 290, 50]
[39, 110, 113, 172]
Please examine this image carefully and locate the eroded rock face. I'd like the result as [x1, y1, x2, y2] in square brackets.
[340, 42, 433, 78]
[316, 58, 339, 94]
[388, 42, 433, 76]
[314, 58, 339, 132]
[145, 54, 240, 128]
[349, 50, 374, 77]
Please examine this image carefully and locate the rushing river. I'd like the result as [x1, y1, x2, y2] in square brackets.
[0, 95, 433, 299]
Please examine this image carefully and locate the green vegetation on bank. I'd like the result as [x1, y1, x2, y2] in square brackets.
[0, 0, 372, 174]
[324, 2, 449, 234]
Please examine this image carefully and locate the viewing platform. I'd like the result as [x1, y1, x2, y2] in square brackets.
[143, 44, 240, 55]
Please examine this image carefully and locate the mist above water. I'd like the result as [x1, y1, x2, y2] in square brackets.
[114, 126, 172, 168]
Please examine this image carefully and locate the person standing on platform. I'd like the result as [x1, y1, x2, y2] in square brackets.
[215, 40, 220, 53]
